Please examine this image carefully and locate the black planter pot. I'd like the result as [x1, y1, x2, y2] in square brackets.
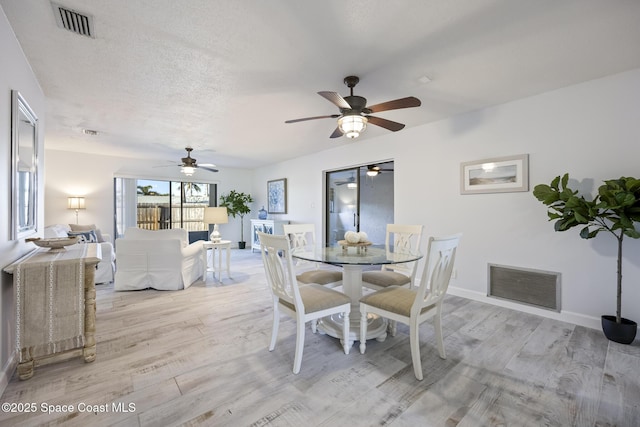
[601, 315, 637, 344]
[238, 241, 246, 249]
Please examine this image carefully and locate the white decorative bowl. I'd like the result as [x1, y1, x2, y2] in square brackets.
[27, 237, 79, 252]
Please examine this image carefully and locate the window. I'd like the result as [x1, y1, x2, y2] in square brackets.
[114, 178, 216, 239]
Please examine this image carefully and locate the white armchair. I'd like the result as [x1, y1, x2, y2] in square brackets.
[114, 228, 205, 291]
[43, 224, 115, 284]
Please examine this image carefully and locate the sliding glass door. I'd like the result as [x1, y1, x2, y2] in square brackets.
[326, 168, 360, 246]
[325, 161, 394, 246]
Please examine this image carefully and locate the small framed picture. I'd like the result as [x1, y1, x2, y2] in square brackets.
[460, 154, 529, 194]
[267, 178, 287, 214]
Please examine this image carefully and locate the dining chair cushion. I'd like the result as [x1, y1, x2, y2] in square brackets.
[360, 286, 437, 317]
[279, 284, 351, 314]
[297, 270, 343, 286]
[361, 270, 411, 288]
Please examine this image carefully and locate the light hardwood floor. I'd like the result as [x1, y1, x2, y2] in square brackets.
[0, 249, 638, 426]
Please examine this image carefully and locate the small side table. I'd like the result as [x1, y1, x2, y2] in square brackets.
[203, 240, 231, 281]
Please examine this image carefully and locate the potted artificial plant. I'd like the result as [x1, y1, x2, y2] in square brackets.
[219, 190, 253, 249]
[533, 174, 640, 344]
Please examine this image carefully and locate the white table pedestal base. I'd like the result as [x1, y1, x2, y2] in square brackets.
[316, 264, 388, 347]
[317, 313, 387, 348]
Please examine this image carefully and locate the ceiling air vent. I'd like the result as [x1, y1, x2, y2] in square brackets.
[51, 2, 94, 38]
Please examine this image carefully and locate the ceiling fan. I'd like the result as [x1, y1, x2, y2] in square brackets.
[285, 76, 421, 139]
[366, 164, 394, 177]
[334, 174, 357, 187]
[155, 147, 219, 176]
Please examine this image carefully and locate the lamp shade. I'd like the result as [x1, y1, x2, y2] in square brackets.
[203, 207, 228, 224]
[67, 196, 86, 210]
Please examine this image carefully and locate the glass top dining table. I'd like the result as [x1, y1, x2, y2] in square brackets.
[292, 245, 423, 346]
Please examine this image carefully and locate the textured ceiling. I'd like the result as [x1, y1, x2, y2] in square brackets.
[2, 0, 640, 170]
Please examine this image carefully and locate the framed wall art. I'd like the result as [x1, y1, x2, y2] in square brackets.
[460, 154, 529, 194]
[267, 178, 287, 214]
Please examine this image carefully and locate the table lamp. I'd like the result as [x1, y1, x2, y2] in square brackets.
[203, 207, 228, 243]
[67, 196, 86, 224]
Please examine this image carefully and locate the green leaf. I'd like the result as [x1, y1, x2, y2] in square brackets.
[555, 217, 577, 231]
[533, 184, 552, 202]
[574, 211, 589, 223]
[544, 193, 560, 204]
[560, 173, 569, 190]
[619, 213, 633, 229]
[560, 188, 575, 201]
[624, 228, 640, 239]
[565, 196, 582, 209]
[551, 175, 561, 190]
[625, 178, 640, 192]
[617, 192, 636, 207]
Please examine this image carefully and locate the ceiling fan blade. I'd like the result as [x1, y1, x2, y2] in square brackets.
[367, 115, 406, 132]
[152, 164, 180, 168]
[199, 166, 219, 173]
[367, 96, 421, 113]
[329, 127, 343, 139]
[318, 91, 351, 109]
[285, 114, 340, 124]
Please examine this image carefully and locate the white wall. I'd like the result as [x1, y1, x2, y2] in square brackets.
[44, 150, 254, 247]
[252, 68, 640, 329]
[0, 7, 46, 392]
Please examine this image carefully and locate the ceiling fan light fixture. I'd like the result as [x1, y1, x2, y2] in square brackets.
[366, 169, 379, 177]
[181, 166, 195, 176]
[338, 115, 368, 139]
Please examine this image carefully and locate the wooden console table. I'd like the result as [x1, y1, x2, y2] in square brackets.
[3, 243, 101, 380]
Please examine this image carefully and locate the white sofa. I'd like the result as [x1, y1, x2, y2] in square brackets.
[43, 224, 116, 284]
[114, 228, 205, 291]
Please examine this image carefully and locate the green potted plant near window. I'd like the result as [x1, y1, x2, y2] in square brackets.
[219, 190, 253, 249]
[533, 174, 640, 344]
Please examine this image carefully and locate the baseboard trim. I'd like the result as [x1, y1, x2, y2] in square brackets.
[0, 352, 17, 396]
[448, 286, 601, 330]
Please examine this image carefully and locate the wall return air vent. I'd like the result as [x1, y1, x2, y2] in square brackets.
[488, 264, 561, 312]
[51, 2, 94, 38]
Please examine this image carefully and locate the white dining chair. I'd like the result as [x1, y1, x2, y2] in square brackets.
[283, 223, 344, 334]
[361, 224, 424, 291]
[283, 223, 343, 288]
[359, 233, 461, 380]
[258, 232, 351, 374]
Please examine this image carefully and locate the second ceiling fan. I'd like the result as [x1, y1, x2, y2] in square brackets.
[285, 76, 421, 139]
[155, 147, 219, 176]
[366, 164, 394, 177]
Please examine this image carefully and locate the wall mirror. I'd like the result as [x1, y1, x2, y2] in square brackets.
[11, 90, 39, 240]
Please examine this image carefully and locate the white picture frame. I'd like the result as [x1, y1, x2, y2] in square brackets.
[460, 154, 529, 194]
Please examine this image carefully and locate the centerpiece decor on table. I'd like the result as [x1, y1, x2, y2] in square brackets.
[339, 231, 371, 253]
